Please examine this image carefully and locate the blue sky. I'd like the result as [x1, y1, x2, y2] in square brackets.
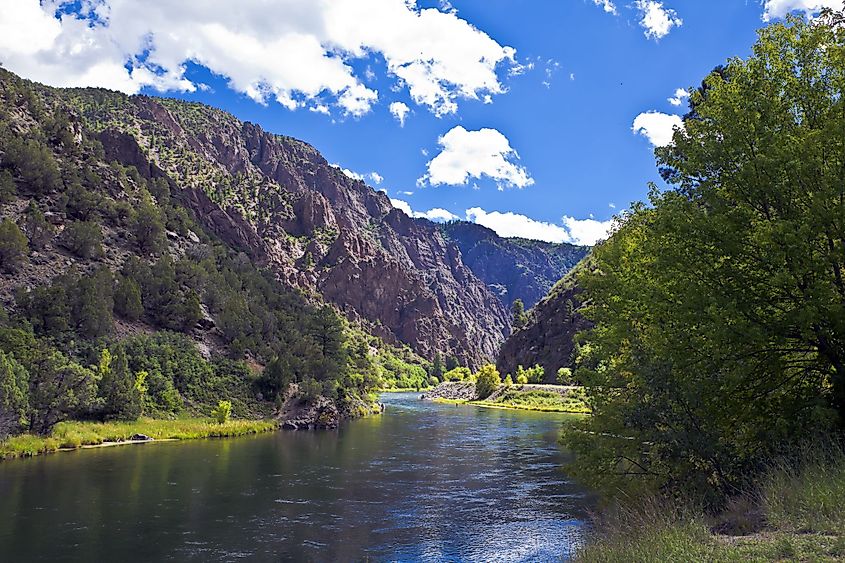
[0, 0, 837, 243]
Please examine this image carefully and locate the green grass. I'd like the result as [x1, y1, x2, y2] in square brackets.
[434, 387, 590, 413]
[0, 417, 277, 460]
[576, 450, 845, 562]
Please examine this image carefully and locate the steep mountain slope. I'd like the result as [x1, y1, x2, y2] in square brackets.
[440, 221, 588, 309]
[36, 78, 510, 367]
[496, 264, 592, 381]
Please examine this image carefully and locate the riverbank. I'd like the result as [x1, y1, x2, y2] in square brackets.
[0, 418, 277, 460]
[421, 382, 590, 413]
[576, 453, 845, 561]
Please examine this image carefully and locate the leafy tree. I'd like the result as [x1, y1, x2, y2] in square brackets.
[114, 276, 143, 321]
[0, 351, 29, 437]
[511, 298, 529, 330]
[516, 364, 544, 384]
[0, 219, 28, 272]
[444, 366, 471, 381]
[565, 14, 845, 503]
[132, 197, 166, 254]
[15, 285, 70, 336]
[515, 373, 528, 385]
[445, 355, 460, 372]
[475, 364, 501, 399]
[431, 353, 443, 379]
[211, 400, 232, 424]
[503, 374, 513, 386]
[71, 267, 114, 338]
[98, 347, 140, 420]
[60, 220, 103, 259]
[1, 137, 61, 194]
[0, 169, 16, 203]
[28, 351, 98, 433]
[22, 202, 54, 249]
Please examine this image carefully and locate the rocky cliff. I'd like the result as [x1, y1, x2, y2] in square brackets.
[496, 265, 592, 381]
[440, 221, 588, 309]
[50, 85, 509, 367]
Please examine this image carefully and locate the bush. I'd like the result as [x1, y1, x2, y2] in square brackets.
[211, 400, 232, 424]
[60, 220, 103, 259]
[444, 366, 471, 381]
[516, 364, 544, 384]
[557, 367, 573, 385]
[0, 219, 28, 272]
[503, 374, 513, 386]
[516, 373, 528, 385]
[475, 364, 501, 399]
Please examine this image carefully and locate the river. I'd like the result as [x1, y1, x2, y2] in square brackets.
[0, 392, 594, 562]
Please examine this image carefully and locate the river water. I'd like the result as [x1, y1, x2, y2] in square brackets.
[0, 392, 593, 562]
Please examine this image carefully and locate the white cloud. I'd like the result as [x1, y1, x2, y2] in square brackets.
[632, 111, 683, 146]
[389, 101, 410, 126]
[465, 208, 611, 245]
[336, 165, 383, 184]
[592, 0, 619, 15]
[635, 1, 682, 40]
[0, 0, 515, 117]
[390, 199, 458, 222]
[420, 126, 533, 189]
[668, 88, 689, 106]
[762, 0, 841, 20]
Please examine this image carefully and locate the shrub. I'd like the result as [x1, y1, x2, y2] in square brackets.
[516, 364, 544, 384]
[444, 366, 471, 381]
[504, 374, 513, 386]
[0, 219, 28, 272]
[516, 373, 528, 385]
[475, 364, 501, 399]
[211, 400, 232, 424]
[557, 367, 573, 385]
[60, 220, 103, 259]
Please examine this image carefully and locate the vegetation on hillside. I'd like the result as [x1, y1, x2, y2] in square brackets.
[0, 65, 429, 444]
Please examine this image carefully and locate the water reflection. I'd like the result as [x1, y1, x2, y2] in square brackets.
[0, 393, 592, 561]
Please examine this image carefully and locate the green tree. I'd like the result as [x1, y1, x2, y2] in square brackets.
[444, 366, 471, 381]
[60, 220, 103, 259]
[114, 276, 143, 321]
[431, 353, 443, 379]
[0, 219, 28, 272]
[22, 202, 54, 249]
[98, 347, 140, 421]
[511, 298, 528, 330]
[28, 351, 98, 433]
[132, 197, 166, 254]
[0, 351, 29, 437]
[0, 169, 16, 203]
[445, 355, 460, 372]
[211, 399, 232, 424]
[72, 267, 114, 338]
[565, 14, 845, 503]
[475, 364, 501, 399]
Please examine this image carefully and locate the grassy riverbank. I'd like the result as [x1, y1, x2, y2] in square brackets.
[0, 418, 277, 460]
[576, 452, 845, 562]
[431, 385, 590, 414]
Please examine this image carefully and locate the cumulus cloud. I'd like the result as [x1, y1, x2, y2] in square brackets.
[592, 0, 619, 15]
[390, 199, 458, 222]
[420, 126, 533, 189]
[336, 166, 383, 184]
[762, 0, 841, 20]
[668, 88, 689, 106]
[465, 208, 612, 245]
[389, 101, 410, 126]
[0, 0, 515, 117]
[635, 1, 682, 40]
[632, 111, 683, 146]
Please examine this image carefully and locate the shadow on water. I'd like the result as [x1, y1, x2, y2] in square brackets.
[0, 392, 594, 562]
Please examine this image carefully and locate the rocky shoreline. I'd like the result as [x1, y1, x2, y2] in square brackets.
[278, 385, 384, 430]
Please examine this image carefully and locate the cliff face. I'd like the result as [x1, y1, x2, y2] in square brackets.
[440, 221, 588, 309]
[496, 268, 592, 381]
[56, 88, 508, 367]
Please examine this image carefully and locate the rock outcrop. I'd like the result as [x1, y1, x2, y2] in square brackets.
[440, 221, 588, 309]
[84, 93, 511, 367]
